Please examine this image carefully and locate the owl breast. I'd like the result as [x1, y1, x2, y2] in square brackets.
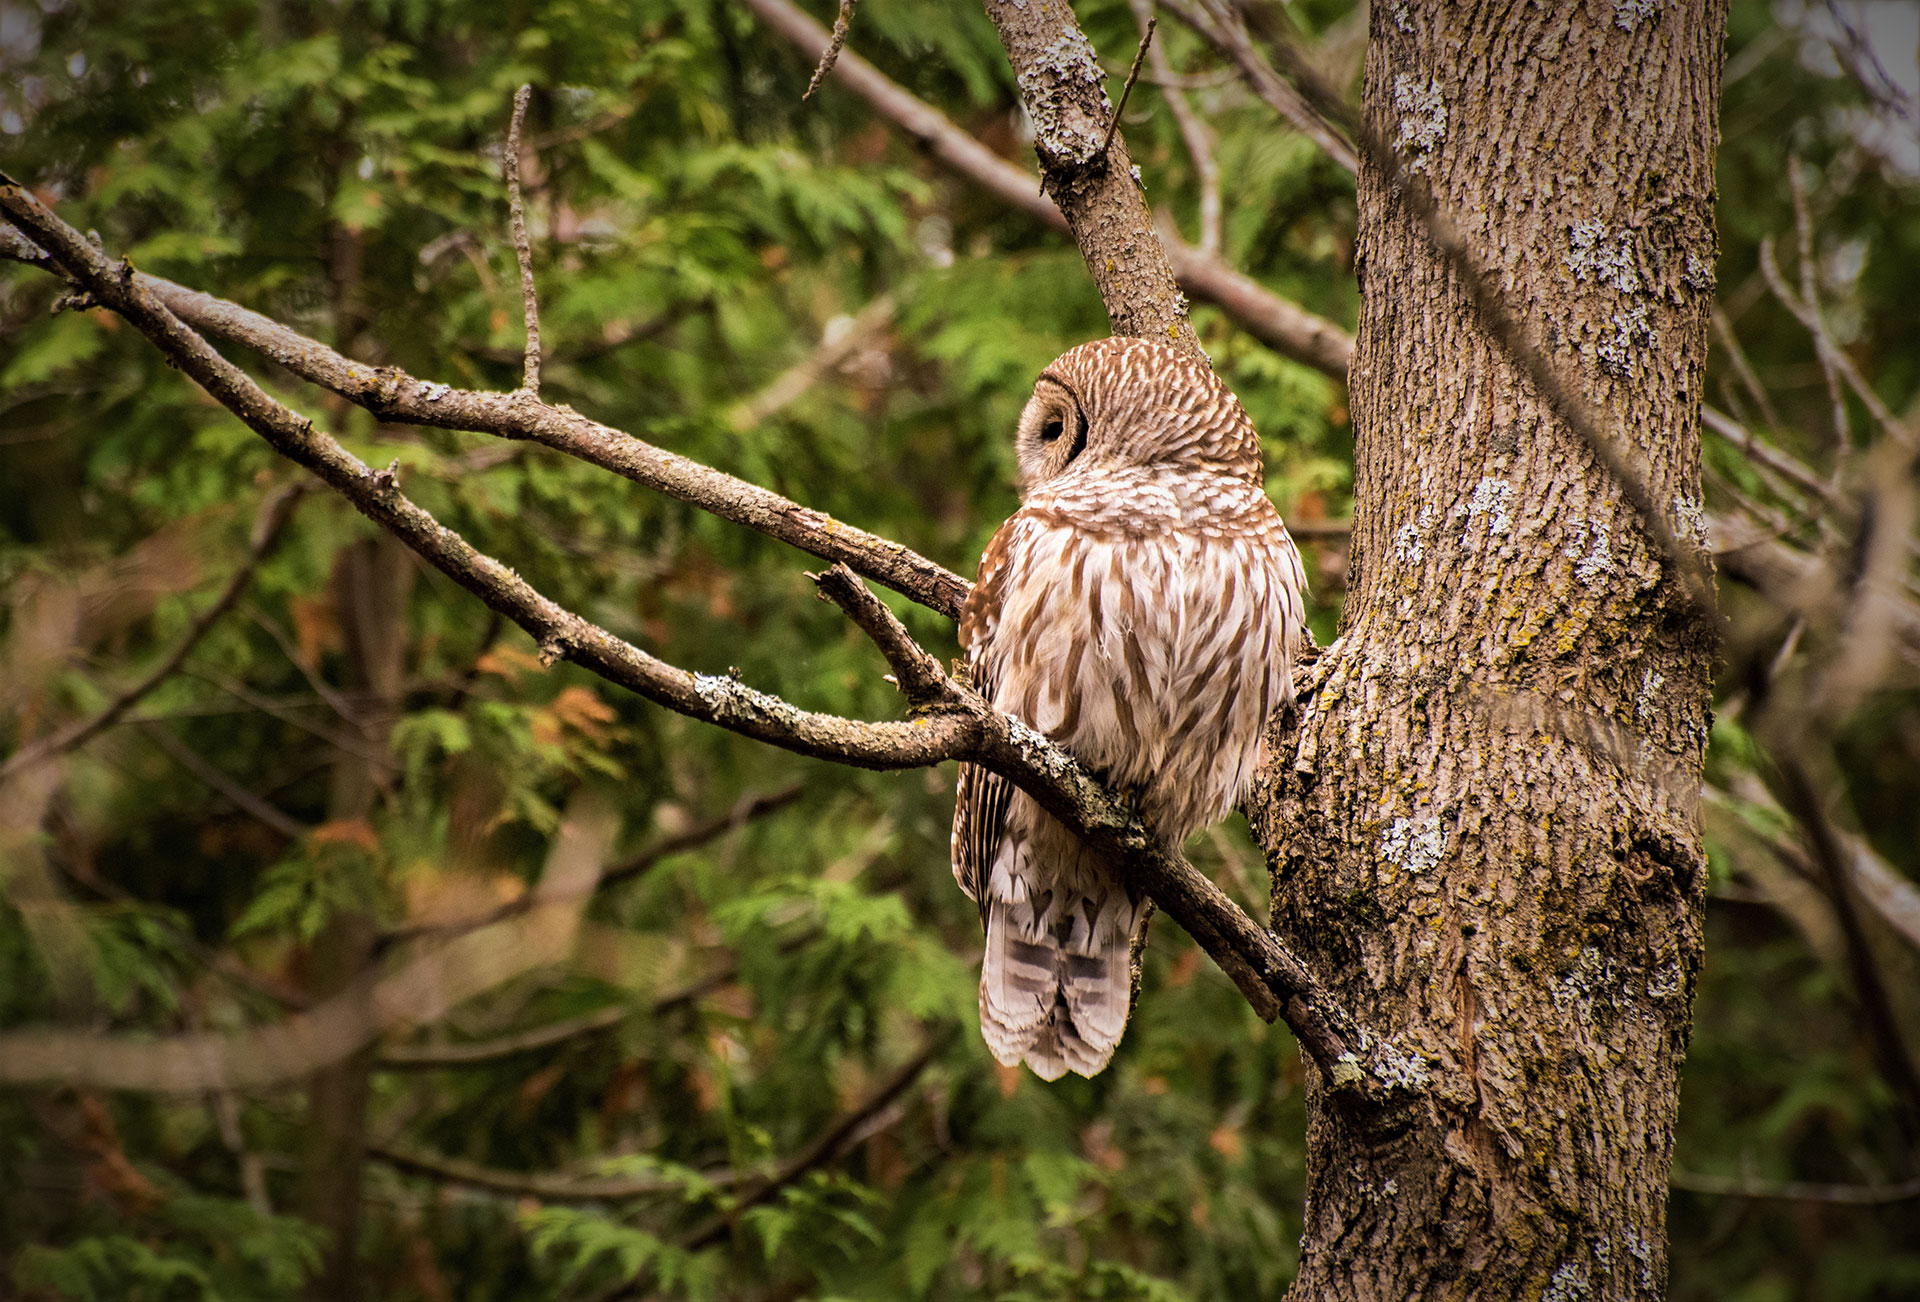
[970, 469, 1304, 845]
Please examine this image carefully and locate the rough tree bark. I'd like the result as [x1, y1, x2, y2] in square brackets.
[1250, 3, 1725, 1297]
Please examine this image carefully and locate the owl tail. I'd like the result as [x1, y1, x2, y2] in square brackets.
[979, 885, 1139, 1081]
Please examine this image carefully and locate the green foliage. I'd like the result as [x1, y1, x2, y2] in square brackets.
[1, 0, 1915, 1299]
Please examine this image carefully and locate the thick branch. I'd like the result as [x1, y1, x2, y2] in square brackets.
[742, 0, 1354, 376]
[0, 176, 971, 771]
[4, 180, 1378, 1093]
[981, 0, 1199, 354]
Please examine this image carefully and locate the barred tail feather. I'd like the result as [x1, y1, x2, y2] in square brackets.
[979, 893, 1136, 1081]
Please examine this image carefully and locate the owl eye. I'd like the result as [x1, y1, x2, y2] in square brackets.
[1039, 416, 1065, 444]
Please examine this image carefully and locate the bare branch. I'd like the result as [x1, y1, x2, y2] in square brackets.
[1671, 1167, 1920, 1206]
[0, 177, 975, 768]
[1711, 308, 1784, 432]
[1130, 0, 1220, 258]
[1102, 16, 1156, 161]
[381, 782, 807, 946]
[1158, 0, 1357, 173]
[1712, 511, 1920, 680]
[802, 0, 857, 101]
[139, 271, 967, 619]
[139, 722, 311, 840]
[504, 84, 542, 398]
[0, 483, 306, 782]
[812, 563, 951, 708]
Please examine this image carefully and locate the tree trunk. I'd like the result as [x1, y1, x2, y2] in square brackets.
[1252, 3, 1724, 1296]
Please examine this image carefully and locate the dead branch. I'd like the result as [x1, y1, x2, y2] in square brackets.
[1671, 1167, 1920, 1206]
[811, 564, 951, 708]
[504, 85, 543, 398]
[0, 176, 974, 769]
[1158, 0, 1358, 172]
[1130, 0, 1221, 258]
[802, 0, 857, 100]
[0, 178, 1382, 1096]
[1102, 16, 1156, 160]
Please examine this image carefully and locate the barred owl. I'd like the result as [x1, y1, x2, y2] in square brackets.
[951, 337, 1307, 1080]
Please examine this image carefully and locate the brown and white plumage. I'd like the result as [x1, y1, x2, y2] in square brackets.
[951, 337, 1307, 1080]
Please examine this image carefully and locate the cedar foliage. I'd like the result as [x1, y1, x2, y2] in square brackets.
[0, 1, 1915, 1298]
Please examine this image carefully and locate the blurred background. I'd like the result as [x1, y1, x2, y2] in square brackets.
[0, 0, 1915, 1298]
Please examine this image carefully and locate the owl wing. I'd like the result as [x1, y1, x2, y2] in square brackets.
[950, 519, 1020, 917]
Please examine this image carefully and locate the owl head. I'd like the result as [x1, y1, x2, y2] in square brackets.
[1012, 337, 1265, 494]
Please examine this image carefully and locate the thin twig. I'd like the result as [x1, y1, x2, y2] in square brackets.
[1711, 308, 1783, 432]
[682, 1034, 948, 1249]
[1102, 16, 1156, 159]
[1787, 164, 1849, 460]
[1131, 0, 1220, 257]
[1672, 1166, 1920, 1206]
[812, 563, 951, 708]
[725, 294, 894, 432]
[370, 1137, 741, 1201]
[0, 483, 306, 782]
[1157, 0, 1357, 173]
[378, 1005, 628, 1070]
[238, 601, 370, 729]
[176, 663, 394, 767]
[802, 0, 856, 100]
[504, 85, 542, 398]
[138, 722, 311, 839]
[1757, 237, 1916, 454]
